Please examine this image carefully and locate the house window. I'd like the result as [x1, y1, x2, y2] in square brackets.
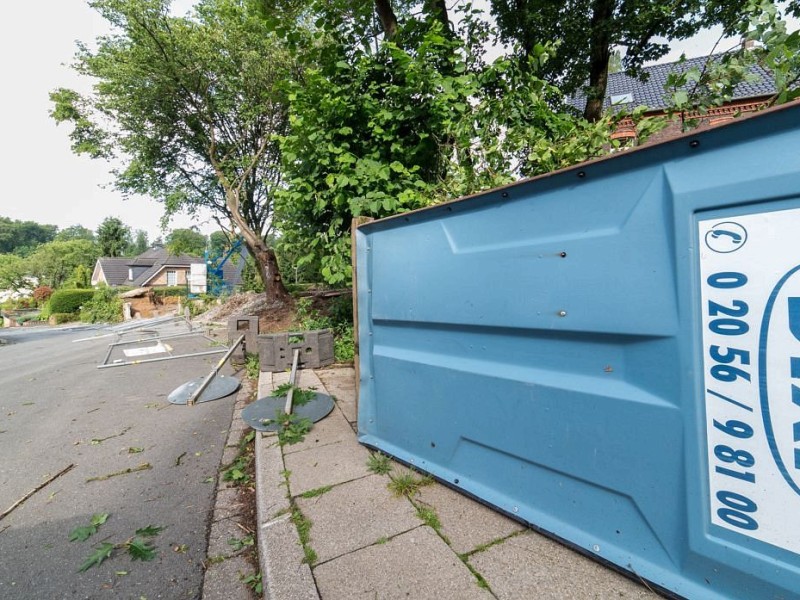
[128, 268, 134, 281]
[167, 270, 177, 286]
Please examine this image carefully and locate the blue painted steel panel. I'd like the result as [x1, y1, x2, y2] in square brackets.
[356, 104, 800, 599]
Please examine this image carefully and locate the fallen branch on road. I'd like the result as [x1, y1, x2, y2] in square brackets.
[0, 464, 75, 522]
[86, 463, 151, 483]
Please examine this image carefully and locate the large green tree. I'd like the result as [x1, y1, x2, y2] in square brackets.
[489, 0, 749, 121]
[96, 216, 133, 257]
[0, 217, 57, 256]
[51, 0, 295, 303]
[26, 240, 100, 289]
[55, 224, 96, 242]
[273, 2, 650, 284]
[0, 254, 31, 292]
[166, 228, 207, 256]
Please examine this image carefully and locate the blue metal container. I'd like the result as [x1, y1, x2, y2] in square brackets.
[356, 103, 800, 599]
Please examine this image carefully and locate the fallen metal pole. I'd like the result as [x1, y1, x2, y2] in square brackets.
[97, 347, 227, 369]
[187, 334, 246, 406]
[105, 330, 213, 349]
[284, 348, 301, 415]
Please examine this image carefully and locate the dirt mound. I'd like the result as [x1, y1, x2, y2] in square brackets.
[193, 292, 295, 333]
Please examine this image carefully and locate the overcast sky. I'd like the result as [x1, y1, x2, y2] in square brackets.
[0, 2, 796, 241]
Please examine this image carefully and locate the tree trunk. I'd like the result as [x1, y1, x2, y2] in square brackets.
[223, 189, 289, 304]
[374, 0, 398, 40]
[251, 241, 290, 304]
[583, 0, 615, 122]
[423, 0, 450, 32]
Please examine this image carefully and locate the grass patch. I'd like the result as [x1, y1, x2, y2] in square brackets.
[459, 556, 492, 591]
[387, 471, 433, 498]
[375, 536, 389, 545]
[461, 531, 523, 558]
[299, 485, 333, 499]
[366, 452, 392, 475]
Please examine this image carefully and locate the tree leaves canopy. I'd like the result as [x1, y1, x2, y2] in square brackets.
[51, 0, 296, 300]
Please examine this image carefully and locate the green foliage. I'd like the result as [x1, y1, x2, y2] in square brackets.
[26, 240, 99, 289]
[290, 507, 317, 565]
[96, 217, 133, 257]
[131, 230, 149, 255]
[241, 572, 263, 594]
[166, 228, 207, 257]
[150, 286, 188, 298]
[0, 216, 56, 256]
[49, 289, 96, 314]
[299, 485, 333, 499]
[79, 542, 115, 572]
[56, 225, 95, 242]
[388, 471, 434, 498]
[366, 452, 393, 475]
[489, 0, 741, 120]
[51, 0, 296, 300]
[223, 455, 253, 486]
[276, 13, 655, 286]
[293, 297, 355, 363]
[75, 520, 164, 572]
[49, 313, 79, 325]
[69, 513, 110, 542]
[270, 384, 316, 406]
[665, 1, 800, 130]
[415, 504, 442, 531]
[0, 254, 31, 292]
[276, 412, 313, 446]
[245, 352, 261, 380]
[80, 287, 123, 324]
[228, 535, 255, 551]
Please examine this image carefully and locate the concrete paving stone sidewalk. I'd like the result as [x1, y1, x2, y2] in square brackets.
[254, 366, 663, 600]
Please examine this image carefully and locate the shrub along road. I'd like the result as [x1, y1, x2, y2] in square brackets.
[0, 324, 238, 599]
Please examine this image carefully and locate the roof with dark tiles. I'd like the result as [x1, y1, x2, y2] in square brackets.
[93, 245, 246, 289]
[565, 53, 776, 113]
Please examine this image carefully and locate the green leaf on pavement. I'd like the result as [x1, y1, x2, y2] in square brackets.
[78, 542, 115, 572]
[127, 538, 157, 561]
[134, 525, 164, 538]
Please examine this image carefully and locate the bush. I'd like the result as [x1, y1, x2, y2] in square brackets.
[80, 287, 122, 324]
[33, 286, 54, 305]
[49, 289, 96, 314]
[50, 313, 79, 325]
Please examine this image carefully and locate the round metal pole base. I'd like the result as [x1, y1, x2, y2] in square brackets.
[241, 393, 335, 432]
[168, 375, 240, 405]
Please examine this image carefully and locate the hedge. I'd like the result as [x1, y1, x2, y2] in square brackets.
[151, 286, 188, 298]
[48, 289, 97, 314]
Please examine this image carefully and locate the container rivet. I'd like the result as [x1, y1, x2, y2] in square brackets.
[512, 506, 519, 513]
[559, 251, 567, 258]
[593, 544, 600, 552]
[689, 140, 700, 148]
[558, 310, 567, 317]
[577, 171, 586, 178]
[454, 478, 459, 484]
[501, 192, 509, 198]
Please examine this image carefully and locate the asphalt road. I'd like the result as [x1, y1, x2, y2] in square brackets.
[0, 322, 239, 599]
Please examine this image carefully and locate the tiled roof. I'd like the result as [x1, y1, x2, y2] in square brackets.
[96, 258, 130, 286]
[565, 53, 777, 113]
[94, 245, 247, 288]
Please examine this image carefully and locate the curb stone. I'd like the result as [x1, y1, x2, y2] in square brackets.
[255, 371, 320, 600]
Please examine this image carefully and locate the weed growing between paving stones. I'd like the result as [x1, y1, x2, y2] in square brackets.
[387, 471, 434, 498]
[241, 571, 263, 594]
[415, 504, 442, 532]
[366, 452, 392, 475]
[222, 430, 256, 487]
[460, 531, 524, 558]
[290, 507, 317, 565]
[299, 485, 333, 499]
[228, 535, 255, 552]
[275, 412, 313, 446]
